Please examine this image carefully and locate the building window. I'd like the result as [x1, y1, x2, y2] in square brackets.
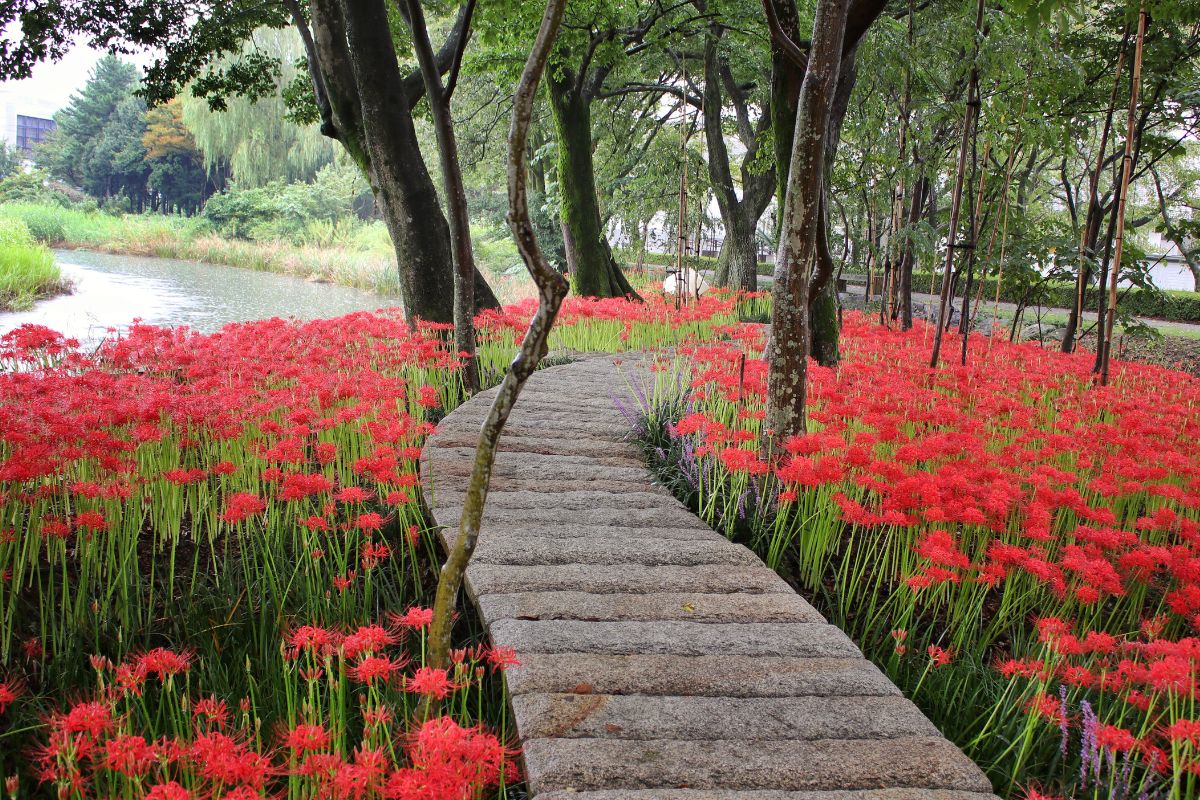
[16, 115, 56, 154]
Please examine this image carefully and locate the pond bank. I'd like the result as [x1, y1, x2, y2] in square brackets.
[0, 249, 394, 342]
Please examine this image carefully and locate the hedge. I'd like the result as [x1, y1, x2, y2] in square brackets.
[617, 254, 1200, 322]
[907, 273, 1200, 323]
[616, 249, 774, 275]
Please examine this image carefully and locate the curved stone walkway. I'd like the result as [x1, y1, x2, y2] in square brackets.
[421, 355, 998, 799]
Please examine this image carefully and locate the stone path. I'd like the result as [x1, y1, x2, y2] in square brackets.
[421, 355, 998, 799]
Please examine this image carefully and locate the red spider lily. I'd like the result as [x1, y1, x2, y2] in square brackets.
[101, 734, 156, 776]
[0, 679, 20, 714]
[927, 645, 955, 667]
[383, 717, 511, 800]
[58, 700, 115, 738]
[279, 473, 334, 501]
[483, 646, 520, 671]
[406, 667, 456, 699]
[336, 487, 373, 504]
[287, 626, 341, 658]
[285, 723, 332, 754]
[74, 511, 107, 532]
[1096, 724, 1140, 754]
[190, 731, 273, 787]
[342, 625, 399, 659]
[135, 648, 193, 680]
[350, 655, 406, 684]
[361, 541, 391, 569]
[416, 386, 440, 409]
[191, 696, 230, 730]
[1021, 789, 1065, 800]
[144, 781, 192, 800]
[354, 512, 385, 532]
[391, 607, 433, 630]
[220, 493, 267, 524]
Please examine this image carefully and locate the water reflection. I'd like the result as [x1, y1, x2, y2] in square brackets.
[0, 249, 399, 343]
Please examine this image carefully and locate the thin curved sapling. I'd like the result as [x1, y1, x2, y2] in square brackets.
[426, 0, 571, 672]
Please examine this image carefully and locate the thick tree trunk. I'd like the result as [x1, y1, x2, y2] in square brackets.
[768, 0, 880, 365]
[403, 0, 480, 393]
[305, 0, 498, 325]
[702, 18, 764, 293]
[764, 0, 850, 448]
[547, 71, 639, 299]
[723, 209, 761, 291]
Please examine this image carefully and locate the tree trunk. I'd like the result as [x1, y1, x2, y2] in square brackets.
[723, 208, 760, 291]
[764, 0, 850, 448]
[547, 71, 639, 299]
[427, 0, 570, 673]
[403, 0, 480, 393]
[303, 0, 498, 325]
[701, 17, 762, 292]
[808, 43, 860, 365]
[810, 281, 840, 365]
[894, 173, 926, 330]
[1064, 27, 1128, 352]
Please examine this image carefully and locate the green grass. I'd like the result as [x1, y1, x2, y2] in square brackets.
[0, 217, 67, 311]
[0, 202, 404, 295]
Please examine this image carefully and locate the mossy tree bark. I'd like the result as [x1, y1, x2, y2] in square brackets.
[767, 0, 883, 368]
[764, 0, 851, 448]
[547, 69, 640, 299]
[295, 0, 499, 325]
[700, 8, 775, 293]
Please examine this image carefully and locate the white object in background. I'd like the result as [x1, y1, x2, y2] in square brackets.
[663, 268, 709, 298]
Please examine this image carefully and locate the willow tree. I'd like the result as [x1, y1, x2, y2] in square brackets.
[0, 0, 500, 325]
[180, 28, 335, 188]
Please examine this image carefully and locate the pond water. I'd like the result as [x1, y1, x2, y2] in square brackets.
[0, 249, 399, 343]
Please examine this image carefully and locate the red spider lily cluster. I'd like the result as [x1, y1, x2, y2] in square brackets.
[33, 619, 518, 800]
[0, 297, 740, 798]
[0, 312, 493, 798]
[644, 311, 1200, 797]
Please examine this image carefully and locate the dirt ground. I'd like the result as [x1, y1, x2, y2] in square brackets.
[1076, 332, 1200, 378]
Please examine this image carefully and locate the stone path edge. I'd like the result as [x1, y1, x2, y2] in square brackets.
[420, 355, 1000, 799]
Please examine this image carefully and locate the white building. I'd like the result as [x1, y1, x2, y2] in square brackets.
[0, 88, 59, 156]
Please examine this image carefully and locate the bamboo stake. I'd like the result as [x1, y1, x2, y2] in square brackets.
[930, 0, 986, 368]
[1099, 3, 1146, 386]
[1069, 26, 1129, 354]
